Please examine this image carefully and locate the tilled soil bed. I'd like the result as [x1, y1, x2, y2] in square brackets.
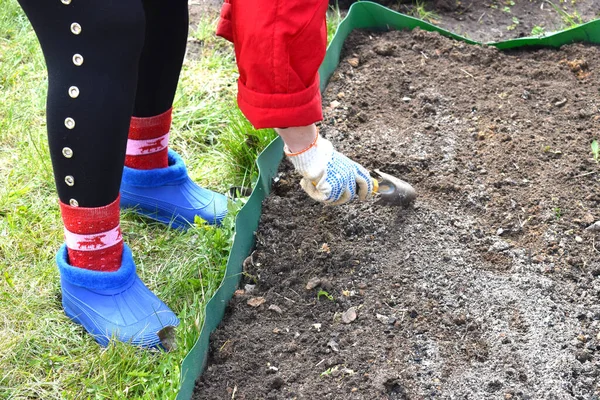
[194, 28, 600, 399]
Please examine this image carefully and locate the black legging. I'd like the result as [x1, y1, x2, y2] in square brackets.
[17, 0, 189, 207]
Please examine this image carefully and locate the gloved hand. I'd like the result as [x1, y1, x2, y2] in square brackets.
[286, 134, 374, 205]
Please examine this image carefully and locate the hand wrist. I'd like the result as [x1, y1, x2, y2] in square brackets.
[284, 132, 319, 156]
[286, 134, 334, 179]
[277, 124, 319, 154]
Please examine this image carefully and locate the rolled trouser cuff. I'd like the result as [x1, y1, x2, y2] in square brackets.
[237, 75, 323, 129]
[216, 0, 233, 42]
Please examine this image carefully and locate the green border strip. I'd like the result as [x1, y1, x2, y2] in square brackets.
[178, 3, 600, 399]
[177, 138, 283, 400]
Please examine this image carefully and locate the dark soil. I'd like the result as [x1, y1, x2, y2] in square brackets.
[194, 26, 600, 399]
[333, 0, 598, 43]
[189, 0, 222, 26]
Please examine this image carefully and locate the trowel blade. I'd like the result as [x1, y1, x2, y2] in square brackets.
[374, 169, 417, 207]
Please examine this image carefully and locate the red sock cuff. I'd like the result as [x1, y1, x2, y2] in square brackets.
[60, 196, 120, 234]
[59, 196, 123, 272]
[126, 108, 172, 169]
[129, 107, 172, 140]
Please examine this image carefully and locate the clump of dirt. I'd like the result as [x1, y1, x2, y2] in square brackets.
[194, 28, 600, 399]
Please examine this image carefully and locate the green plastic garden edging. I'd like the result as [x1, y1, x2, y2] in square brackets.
[177, 3, 600, 398]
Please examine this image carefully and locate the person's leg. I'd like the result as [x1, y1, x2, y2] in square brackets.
[17, 0, 178, 348]
[120, 0, 228, 228]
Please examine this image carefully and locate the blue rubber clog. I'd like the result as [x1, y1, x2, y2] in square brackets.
[120, 150, 228, 229]
[57, 244, 179, 348]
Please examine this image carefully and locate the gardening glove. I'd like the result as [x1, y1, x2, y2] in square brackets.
[285, 134, 374, 205]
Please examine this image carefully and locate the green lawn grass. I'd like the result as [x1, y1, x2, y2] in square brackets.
[1, 1, 341, 398]
[0, 2, 273, 399]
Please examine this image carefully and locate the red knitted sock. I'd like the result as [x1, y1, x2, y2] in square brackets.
[125, 108, 171, 170]
[60, 196, 123, 272]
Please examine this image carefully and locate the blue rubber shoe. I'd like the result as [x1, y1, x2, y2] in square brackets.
[120, 150, 228, 229]
[57, 244, 179, 349]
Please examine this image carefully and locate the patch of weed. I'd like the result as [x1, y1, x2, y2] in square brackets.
[411, 0, 440, 24]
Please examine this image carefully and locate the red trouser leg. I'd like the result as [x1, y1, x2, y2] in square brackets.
[219, 0, 328, 129]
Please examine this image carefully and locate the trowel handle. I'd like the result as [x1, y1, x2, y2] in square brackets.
[372, 178, 379, 194]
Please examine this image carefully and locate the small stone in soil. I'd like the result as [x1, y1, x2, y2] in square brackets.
[576, 350, 593, 363]
[376, 314, 397, 324]
[327, 339, 340, 352]
[247, 297, 266, 307]
[342, 307, 358, 324]
[268, 304, 283, 314]
[244, 284, 256, 294]
[554, 98, 568, 107]
[306, 277, 321, 290]
[453, 314, 467, 325]
[582, 214, 595, 225]
[489, 240, 511, 252]
[266, 365, 279, 373]
[373, 43, 395, 56]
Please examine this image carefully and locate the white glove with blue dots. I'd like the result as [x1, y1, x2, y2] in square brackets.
[286, 134, 374, 205]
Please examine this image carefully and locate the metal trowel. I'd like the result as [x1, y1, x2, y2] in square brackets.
[372, 169, 417, 207]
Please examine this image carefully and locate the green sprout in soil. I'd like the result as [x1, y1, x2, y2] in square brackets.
[531, 25, 546, 36]
[502, 0, 515, 13]
[507, 17, 520, 30]
[317, 290, 334, 301]
[554, 207, 562, 220]
[242, 271, 259, 284]
[591, 139, 599, 162]
[411, 0, 440, 24]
